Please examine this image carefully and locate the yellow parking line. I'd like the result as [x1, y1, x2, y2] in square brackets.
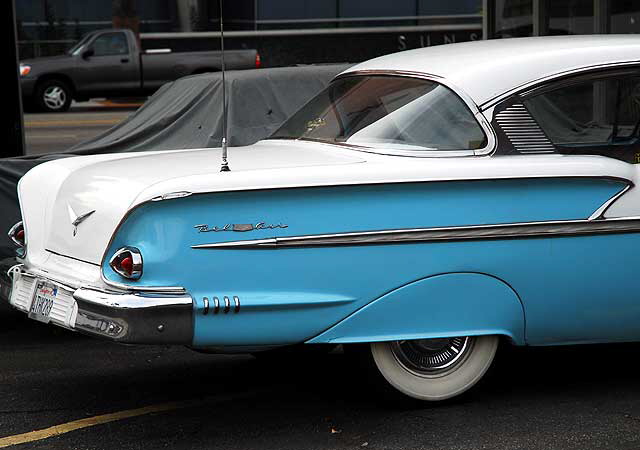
[0, 401, 190, 448]
[25, 120, 122, 127]
[0, 391, 257, 448]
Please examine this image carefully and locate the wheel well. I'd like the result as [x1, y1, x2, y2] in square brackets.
[36, 74, 76, 97]
[308, 272, 526, 346]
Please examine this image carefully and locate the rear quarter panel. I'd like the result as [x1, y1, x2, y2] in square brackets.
[102, 178, 635, 347]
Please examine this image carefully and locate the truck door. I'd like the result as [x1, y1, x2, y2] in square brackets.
[75, 31, 139, 96]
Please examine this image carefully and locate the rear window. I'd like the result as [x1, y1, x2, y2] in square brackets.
[270, 75, 487, 154]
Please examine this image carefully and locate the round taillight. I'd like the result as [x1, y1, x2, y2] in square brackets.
[120, 256, 133, 274]
[109, 247, 143, 280]
[8, 221, 25, 247]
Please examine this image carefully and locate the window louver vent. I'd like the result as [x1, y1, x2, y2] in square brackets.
[495, 103, 555, 154]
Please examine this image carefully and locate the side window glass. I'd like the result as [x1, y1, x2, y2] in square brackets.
[615, 77, 640, 141]
[523, 75, 640, 163]
[92, 33, 128, 57]
[525, 78, 616, 145]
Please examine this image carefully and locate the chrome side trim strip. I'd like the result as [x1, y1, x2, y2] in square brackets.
[588, 184, 632, 221]
[192, 216, 640, 250]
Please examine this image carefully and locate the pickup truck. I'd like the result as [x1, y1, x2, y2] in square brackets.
[19, 29, 261, 112]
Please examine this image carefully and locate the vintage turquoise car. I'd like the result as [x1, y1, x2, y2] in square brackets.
[7, 35, 640, 401]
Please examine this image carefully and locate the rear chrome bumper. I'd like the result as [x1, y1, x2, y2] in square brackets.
[7, 265, 194, 345]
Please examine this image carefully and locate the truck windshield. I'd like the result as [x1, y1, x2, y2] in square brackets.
[270, 75, 487, 153]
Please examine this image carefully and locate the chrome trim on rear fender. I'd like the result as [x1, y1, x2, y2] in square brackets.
[192, 216, 640, 250]
[588, 184, 632, 221]
[100, 274, 186, 294]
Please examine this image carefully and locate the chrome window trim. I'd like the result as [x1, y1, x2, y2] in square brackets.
[480, 61, 640, 111]
[588, 184, 633, 221]
[192, 216, 640, 250]
[325, 70, 497, 158]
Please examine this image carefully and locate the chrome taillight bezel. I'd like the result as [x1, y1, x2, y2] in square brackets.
[109, 246, 143, 280]
[8, 221, 25, 247]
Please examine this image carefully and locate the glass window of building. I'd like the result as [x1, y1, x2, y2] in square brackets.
[493, 0, 533, 38]
[610, 1, 640, 33]
[544, 0, 594, 35]
[418, 0, 481, 15]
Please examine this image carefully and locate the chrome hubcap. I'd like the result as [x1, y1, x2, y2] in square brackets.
[43, 85, 66, 109]
[391, 336, 471, 375]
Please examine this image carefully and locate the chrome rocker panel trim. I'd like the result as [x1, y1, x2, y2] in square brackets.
[192, 216, 640, 250]
[8, 267, 194, 345]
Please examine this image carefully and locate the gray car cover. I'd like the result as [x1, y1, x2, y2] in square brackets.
[0, 64, 349, 274]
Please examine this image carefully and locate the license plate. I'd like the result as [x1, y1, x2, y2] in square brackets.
[28, 281, 58, 323]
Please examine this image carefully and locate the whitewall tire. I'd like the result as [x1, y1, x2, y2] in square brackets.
[371, 335, 499, 401]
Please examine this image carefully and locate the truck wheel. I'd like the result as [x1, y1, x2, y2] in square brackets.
[36, 79, 72, 112]
[370, 335, 498, 401]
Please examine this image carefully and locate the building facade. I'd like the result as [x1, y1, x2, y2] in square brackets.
[486, 0, 639, 38]
[16, 0, 482, 60]
[15, 1, 639, 63]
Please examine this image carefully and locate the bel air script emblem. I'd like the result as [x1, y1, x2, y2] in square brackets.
[67, 205, 96, 237]
[194, 222, 288, 233]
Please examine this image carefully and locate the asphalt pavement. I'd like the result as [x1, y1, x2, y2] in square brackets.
[2, 306, 640, 450]
[23, 101, 140, 155]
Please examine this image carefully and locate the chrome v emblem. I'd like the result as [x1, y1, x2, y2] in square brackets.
[67, 205, 96, 237]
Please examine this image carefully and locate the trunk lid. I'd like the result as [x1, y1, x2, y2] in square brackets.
[19, 141, 364, 265]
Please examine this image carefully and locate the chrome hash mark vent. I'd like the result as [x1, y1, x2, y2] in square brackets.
[202, 296, 240, 315]
[495, 103, 555, 154]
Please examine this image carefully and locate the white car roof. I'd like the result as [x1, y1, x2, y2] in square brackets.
[342, 35, 640, 108]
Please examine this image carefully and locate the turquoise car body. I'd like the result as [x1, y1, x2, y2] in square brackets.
[101, 177, 634, 348]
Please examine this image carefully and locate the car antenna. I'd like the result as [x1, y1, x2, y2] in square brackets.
[219, 0, 230, 172]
